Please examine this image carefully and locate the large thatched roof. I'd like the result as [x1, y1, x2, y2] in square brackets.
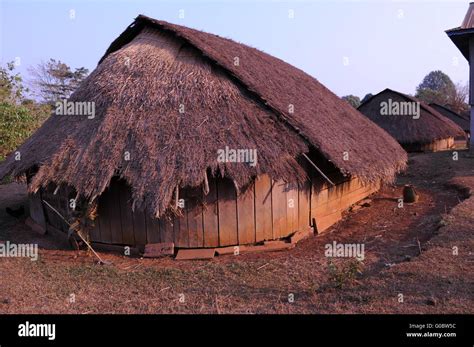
[429, 103, 470, 133]
[0, 15, 407, 217]
[358, 89, 466, 145]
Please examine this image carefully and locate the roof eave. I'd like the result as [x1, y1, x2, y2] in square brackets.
[445, 28, 474, 61]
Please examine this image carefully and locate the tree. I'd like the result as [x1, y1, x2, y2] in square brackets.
[449, 82, 469, 115]
[29, 59, 89, 104]
[342, 95, 361, 108]
[0, 62, 28, 103]
[415, 87, 449, 105]
[0, 62, 50, 161]
[415, 70, 455, 105]
[415, 71, 469, 115]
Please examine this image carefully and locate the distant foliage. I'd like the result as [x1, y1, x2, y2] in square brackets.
[29, 59, 89, 104]
[0, 62, 50, 161]
[342, 95, 361, 108]
[0, 102, 50, 160]
[0, 62, 27, 103]
[450, 82, 469, 116]
[416, 70, 455, 96]
[415, 70, 468, 114]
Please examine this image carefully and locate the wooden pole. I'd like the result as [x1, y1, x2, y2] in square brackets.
[302, 153, 336, 186]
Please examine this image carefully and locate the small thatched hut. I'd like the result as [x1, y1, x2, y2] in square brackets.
[0, 16, 407, 251]
[358, 89, 466, 152]
[429, 103, 470, 140]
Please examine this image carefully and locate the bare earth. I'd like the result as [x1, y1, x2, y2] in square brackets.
[0, 150, 472, 314]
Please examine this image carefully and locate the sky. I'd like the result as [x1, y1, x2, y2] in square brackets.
[0, 0, 471, 98]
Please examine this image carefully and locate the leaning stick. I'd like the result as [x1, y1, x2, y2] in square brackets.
[302, 153, 336, 186]
[41, 199, 107, 264]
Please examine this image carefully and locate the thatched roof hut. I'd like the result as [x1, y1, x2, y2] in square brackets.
[0, 16, 407, 250]
[429, 103, 470, 136]
[358, 89, 466, 152]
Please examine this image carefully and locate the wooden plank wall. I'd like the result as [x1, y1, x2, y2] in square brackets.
[41, 174, 380, 248]
[41, 185, 72, 233]
[311, 177, 380, 233]
[403, 137, 455, 152]
[28, 192, 46, 229]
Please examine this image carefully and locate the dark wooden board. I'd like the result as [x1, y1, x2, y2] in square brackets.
[145, 208, 161, 244]
[160, 215, 174, 244]
[118, 183, 135, 245]
[186, 187, 204, 248]
[107, 182, 123, 244]
[28, 193, 46, 229]
[97, 192, 112, 244]
[132, 207, 147, 246]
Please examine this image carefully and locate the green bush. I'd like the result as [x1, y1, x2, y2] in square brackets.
[0, 101, 50, 161]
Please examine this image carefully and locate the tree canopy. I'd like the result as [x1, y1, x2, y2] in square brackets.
[415, 70, 468, 115]
[342, 95, 361, 108]
[29, 59, 89, 104]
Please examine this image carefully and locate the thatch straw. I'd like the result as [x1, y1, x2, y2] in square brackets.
[358, 89, 466, 145]
[429, 103, 470, 132]
[0, 16, 407, 217]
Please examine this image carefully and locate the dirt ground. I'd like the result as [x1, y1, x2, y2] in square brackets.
[0, 150, 472, 314]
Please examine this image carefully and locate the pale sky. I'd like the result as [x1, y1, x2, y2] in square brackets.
[0, 0, 470, 98]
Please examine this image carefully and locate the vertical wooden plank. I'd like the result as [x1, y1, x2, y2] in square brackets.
[237, 182, 256, 245]
[173, 214, 188, 247]
[97, 192, 112, 244]
[186, 187, 204, 248]
[107, 182, 123, 244]
[172, 216, 180, 246]
[132, 207, 147, 246]
[160, 215, 174, 244]
[84, 186, 101, 242]
[145, 208, 161, 244]
[42, 189, 62, 231]
[254, 174, 273, 242]
[174, 189, 189, 247]
[217, 179, 238, 246]
[60, 185, 73, 232]
[203, 177, 219, 247]
[55, 186, 66, 232]
[28, 192, 46, 229]
[298, 180, 311, 232]
[90, 216, 101, 242]
[286, 182, 298, 237]
[118, 183, 135, 245]
[271, 180, 287, 239]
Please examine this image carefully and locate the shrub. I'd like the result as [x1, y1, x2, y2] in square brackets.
[0, 101, 50, 161]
